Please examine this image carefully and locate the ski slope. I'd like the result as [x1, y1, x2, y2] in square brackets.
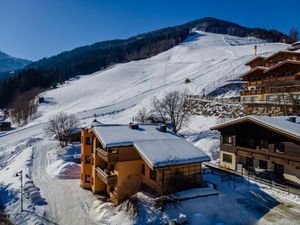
[37, 31, 286, 123]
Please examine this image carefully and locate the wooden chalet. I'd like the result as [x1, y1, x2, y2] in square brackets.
[211, 116, 300, 187]
[241, 51, 300, 115]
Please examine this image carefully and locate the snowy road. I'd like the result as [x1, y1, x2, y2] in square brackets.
[0, 124, 97, 225]
[31, 137, 97, 225]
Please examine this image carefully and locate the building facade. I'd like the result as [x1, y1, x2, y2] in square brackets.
[241, 51, 300, 116]
[211, 116, 300, 187]
[81, 123, 210, 203]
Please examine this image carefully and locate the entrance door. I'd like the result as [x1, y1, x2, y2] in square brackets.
[274, 164, 284, 180]
[245, 157, 254, 173]
[246, 157, 253, 167]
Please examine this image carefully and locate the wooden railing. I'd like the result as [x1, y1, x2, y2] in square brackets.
[240, 90, 263, 95]
[96, 167, 117, 185]
[236, 146, 300, 165]
[96, 148, 118, 162]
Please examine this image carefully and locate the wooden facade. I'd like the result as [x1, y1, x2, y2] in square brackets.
[241, 51, 300, 116]
[211, 118, 300, 187]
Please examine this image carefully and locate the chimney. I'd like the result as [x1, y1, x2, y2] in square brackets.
[253, 45, 257, 56]
[287, 117, 297, 123]
[160, 124, 167, 133]
[129, 122, 139, 129]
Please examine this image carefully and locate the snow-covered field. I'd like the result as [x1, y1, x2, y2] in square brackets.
[1, 31, 299, 225]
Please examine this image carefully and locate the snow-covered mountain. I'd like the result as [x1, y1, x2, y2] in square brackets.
[0, 51, 31, 73]
[37, 31, 286, 124]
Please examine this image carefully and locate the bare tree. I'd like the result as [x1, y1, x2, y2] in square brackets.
[134, 106, 151, 123]
[289, 27, 299, 43]
[9, 88, 40, 125]
[46, 113, 79, 147]
[152, 91, 192, 133]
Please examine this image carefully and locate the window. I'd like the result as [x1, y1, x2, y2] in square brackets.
[223, 136, 233, 145]
[286, 71, 295, 76]
[86, 137, 92, 145]
[150, 169, 157, 181]
[110, 186, 114, 192]
[246, 138, 255, 148]
[110, 164, 115, 172]
[260, 140, 268, 149]
[276, 143, 285, 153]
[141, 164, 145, 175]
[85, 155, 91, 164]
[85, 175, 91, 183]
[259, 160, 268, 170]
[223, 153, 232, 163]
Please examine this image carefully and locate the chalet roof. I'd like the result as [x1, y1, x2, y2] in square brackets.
[264, 51, 300, 61]
[242, 66, 267, 79]
[92, 124, 210, 168]
[245, 56, 266, 66]
[263, 60, 300, 73]
[210, 116, 300, 141]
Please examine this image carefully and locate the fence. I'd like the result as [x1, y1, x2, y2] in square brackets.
[187, 95, 241, 104]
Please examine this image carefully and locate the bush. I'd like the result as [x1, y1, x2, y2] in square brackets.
[115, 174, 141, 204]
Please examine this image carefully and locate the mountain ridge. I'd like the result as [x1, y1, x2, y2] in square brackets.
[0, 50, 32, 73]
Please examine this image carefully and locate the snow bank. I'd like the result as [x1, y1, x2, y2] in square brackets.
[47, 159, 80, 179]
[90, 200, 133, 225]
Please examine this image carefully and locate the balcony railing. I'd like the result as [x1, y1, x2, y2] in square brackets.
[247, 80, 263, 86]
[96, 167, 117, 186]
[236, 145, 300, 164]
[96, 147, 118, 162]
[241, 90, 263, 95]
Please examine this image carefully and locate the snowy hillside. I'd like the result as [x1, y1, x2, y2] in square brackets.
[37, 31, 286, 124]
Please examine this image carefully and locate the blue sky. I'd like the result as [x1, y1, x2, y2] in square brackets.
[0, 0, 299, 61]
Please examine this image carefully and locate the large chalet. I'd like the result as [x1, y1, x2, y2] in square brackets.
[211, 116, 300, 187]
[241, 50, 300, 116]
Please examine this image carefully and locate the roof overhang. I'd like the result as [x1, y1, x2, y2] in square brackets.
[263, 60, 300, 73]
[264, 51, 300, 61]
[242, 66, 267, 79]
[210, 116, 300, 142]
[245, 56, 266, 66]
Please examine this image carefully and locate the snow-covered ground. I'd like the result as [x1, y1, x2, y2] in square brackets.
[1, 31, 298, 225]
[89, 169, 300, 225]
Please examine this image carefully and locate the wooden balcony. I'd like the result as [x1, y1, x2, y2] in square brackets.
[241, 89, 263, 95]
[247, 80, 263, 86]
[96, 167, 117, 186]
[96, 147, 118, 162]
[236, 146, 300, 166]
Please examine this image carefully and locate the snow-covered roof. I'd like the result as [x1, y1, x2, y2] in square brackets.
[263, 59, 300, 73]
[242, 66, 267, 79]
[264, 51, 300, 61]
[244, 56, 266, 66]
[92, 124, 210, 168]
[210, 116, 300, 141]
[291, 41, 300, 46]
